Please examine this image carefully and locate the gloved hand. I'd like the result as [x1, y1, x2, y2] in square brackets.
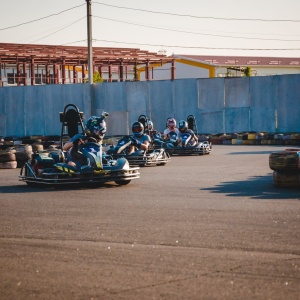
[69, 134, 86, 143]
[130, 137, 142, 148]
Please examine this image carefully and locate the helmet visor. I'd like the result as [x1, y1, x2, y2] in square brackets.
[132, 126, 142, 133]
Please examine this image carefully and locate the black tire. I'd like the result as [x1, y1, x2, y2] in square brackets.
[115, 180, 131, 185]
[157, 151, 170, 165]
[26, 182, 38, 187]
[0, 152, 16, 162]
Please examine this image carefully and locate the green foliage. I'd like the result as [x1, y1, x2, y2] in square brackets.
[243, 67, 252, 77]
[84, 71, 103, 83]
[93, 71, 103, 83]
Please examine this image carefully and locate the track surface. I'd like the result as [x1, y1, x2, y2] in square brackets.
[0, 145, 299, 300]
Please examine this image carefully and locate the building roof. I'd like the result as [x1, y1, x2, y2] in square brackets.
[173, 54, 300, 67]
[0, 43, 174, 66]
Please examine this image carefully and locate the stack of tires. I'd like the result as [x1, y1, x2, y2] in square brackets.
[0, 144, 34, 169]
[0, 148, 17, 169]
[14, 144, 34, 168]
[269, 148, 300, 187]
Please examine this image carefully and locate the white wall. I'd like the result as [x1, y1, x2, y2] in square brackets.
[139, 62, 209, 81]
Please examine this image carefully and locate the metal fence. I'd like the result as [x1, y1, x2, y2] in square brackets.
[0, 74, 300, 138]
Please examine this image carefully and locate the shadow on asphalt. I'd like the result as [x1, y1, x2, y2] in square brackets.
[0, 183, 120, 194]
[200, 173, 300, 200]
[228, 150, 280, 155]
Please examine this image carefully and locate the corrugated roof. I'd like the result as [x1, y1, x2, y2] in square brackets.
[0, 43, 174, 66]
[173, 54, 300, 67]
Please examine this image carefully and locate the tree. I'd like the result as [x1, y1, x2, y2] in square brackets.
[243, 67, 252, 77]
[84, 71, 103, 83]
[93, 71, 103, 83]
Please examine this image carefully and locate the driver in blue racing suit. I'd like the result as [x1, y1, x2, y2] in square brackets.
[63, 114, 108, 168]
[178, 120, 198, 146]
[128, 121, 151, 154]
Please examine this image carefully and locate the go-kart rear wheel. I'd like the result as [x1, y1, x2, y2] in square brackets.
[26, 182, 43, 187]
[115, 180, 131, 185]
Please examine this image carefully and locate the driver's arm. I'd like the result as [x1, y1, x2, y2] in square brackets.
[63, 141, 73, 151]
[194, 133, 198, 143]
[141, 140, 149, 151]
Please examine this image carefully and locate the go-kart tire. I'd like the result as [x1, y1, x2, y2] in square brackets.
[115, 180, 131, 185]
[273, 171, 300, 187]
[157, 151, 170, 165]
[0, 151, 16, 162]
[0, 161, 17, 168]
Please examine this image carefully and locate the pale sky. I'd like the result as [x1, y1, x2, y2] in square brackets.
[1, 0, 300, 58]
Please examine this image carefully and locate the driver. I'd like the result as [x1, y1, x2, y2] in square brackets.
[63, 113, 108, 168]
[64, 134, 88, 168]
[178, 120, 198, 146]
[163, 117, 180, 145]
[85, 114, 108, 144]
[128, 121, 151, 154]
[147, 120, 162, 140]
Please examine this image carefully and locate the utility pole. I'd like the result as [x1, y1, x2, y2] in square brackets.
[86, 0, 93, 84]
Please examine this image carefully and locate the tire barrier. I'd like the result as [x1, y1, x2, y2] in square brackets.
[0, 136, 60, 168]
[0, 149, 17, 169]
[269, 149, 300, 172]
[14, 145, 34, 168]
[269, 148, 300, 187]
[273, 171, 300, 188]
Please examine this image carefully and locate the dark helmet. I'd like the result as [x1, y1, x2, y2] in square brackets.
[132, 121, 144, 138]
[166, 117, 176, 130]
[178, 120, 188, 133]
[86, 116, 106, 140]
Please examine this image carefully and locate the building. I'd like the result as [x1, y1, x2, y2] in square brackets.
[138, 54, 300, 80]
[1, 42, 300, 86]
[0, 43, 175, 86]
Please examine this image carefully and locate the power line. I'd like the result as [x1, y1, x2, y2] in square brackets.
[93, 38, 300, 51]
[60, 39, 87, 46]
[30, 17, 85, 44]
[94, 2, 300, 23]
[94, 16, 300, 42]
[0, 4, 85, 31]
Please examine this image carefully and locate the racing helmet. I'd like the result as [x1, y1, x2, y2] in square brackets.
[86, 116, 106, 140]
[178, 120, 188, 133]
[147, 120, 153, 130]
[166, 117, 176, 130]
[132, 121, 144, 138]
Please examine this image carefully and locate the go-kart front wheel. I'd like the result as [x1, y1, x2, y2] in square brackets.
[115, 180, 131, 185]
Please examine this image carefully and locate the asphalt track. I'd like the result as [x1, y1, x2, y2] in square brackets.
[0, 144, 299, 300]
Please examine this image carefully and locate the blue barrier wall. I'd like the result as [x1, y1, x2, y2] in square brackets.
[0, 74, 299, 137]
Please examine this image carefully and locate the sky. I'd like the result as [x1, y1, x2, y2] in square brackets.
[1, 0, 300, 58]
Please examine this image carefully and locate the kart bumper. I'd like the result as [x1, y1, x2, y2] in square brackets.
[166, 142, 212, 155]
[19, 162, 140, 186]
[111, 149, 171, 166]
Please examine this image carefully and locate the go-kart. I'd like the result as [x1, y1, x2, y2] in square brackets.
[137, 114, 166, 152]
[106, 135, 171, 167]
[163, 115, 212, 156]
[165, 131, 212, 155]
[19, 104, 140, 187]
